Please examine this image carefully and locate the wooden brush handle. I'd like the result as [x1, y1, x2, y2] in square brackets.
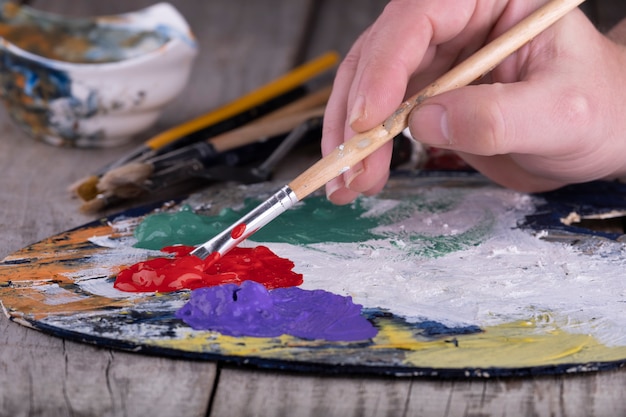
[255, 85, 331, 122]
[207, 86, 331, 153]
[289, 0, 585, 200]
[210, 106, 325, 153]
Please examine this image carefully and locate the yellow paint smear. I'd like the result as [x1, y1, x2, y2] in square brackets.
[148, 331, 327, 357]
[399, 320, 626, 368]
[143, 317, 626, 370]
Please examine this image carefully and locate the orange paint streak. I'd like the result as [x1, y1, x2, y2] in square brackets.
[0, 221, 141, 319]
[0, 222, 117, 284]
[2, 290, 137, 320]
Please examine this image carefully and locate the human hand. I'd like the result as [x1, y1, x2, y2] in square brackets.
[322, 0, 626, 204]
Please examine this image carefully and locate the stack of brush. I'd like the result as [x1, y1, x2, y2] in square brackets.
[69, 52, 338, 213]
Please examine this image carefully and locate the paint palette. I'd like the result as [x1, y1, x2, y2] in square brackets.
[1, 172, 626, 377]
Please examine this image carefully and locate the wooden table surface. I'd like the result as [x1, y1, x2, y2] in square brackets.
[1, 1, 625, 416]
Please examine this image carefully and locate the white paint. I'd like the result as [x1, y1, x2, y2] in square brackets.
[33, 283, 88, 305]
[73, 181, 626, 348]
[258, 187, 626, 348]
[357, 138, 371, 149]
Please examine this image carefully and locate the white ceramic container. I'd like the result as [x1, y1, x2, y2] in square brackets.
[0, 2, 198, 147]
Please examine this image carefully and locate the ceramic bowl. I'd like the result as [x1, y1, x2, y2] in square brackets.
[0, 2, 198, 147]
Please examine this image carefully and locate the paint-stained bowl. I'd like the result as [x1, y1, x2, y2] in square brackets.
[0, 2, 198, 147]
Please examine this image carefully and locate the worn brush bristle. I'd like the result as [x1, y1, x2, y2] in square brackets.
[79, 193, 110, 214]
[97, 162, 154, 194]
[68, 175, 99, 201]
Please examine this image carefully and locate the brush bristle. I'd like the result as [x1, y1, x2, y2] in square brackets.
[75, 176, 100, 201]
[97, 162, 154, 194]
[67, 175, 99, 200]
[79, 194, 109, 213]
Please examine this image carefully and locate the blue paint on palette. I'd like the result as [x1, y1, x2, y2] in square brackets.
[363, 309, 483, 337]
[520, 180, 626, 240]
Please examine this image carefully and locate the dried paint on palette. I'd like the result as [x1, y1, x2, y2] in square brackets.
[3, 175, 626, 373]
[129, 184, 626, 351]
[133, 193, 488, 258]
[114, 237, 377, 342]
[113, 245, 377, 342]
[123, 193, 490, 342]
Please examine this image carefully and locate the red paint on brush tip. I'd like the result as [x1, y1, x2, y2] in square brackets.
[204, 251, 221, 267]
[114, 245, 302, 293]
[231, 223, 246, 239]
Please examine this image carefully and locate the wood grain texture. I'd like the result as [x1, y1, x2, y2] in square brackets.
[1, 0, 626, 416]
[0, 313, 216, 417]
[208, 365, 626, 417]
[210, 367, 412, 417]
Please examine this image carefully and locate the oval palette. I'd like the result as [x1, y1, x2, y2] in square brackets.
[1, 172, 625, 377]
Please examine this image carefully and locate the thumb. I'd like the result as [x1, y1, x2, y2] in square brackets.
[407, 82, 593, 157]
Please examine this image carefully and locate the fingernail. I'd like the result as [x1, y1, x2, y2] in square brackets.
[413, 104, 450, 146]
[326, 177, 344, 201]
[349, 94, 366, 126]
[345, 162, 364, 189]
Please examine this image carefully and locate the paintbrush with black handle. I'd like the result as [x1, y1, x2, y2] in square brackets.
[80, 107, 325, 213]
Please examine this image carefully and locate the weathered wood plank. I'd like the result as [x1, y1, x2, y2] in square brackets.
[210, 367, 412, 417]
[404, 371, 626, 416]
[303, 0, 387, 60]
[208, 365, 626, 417]
[0, 314, 217, 417]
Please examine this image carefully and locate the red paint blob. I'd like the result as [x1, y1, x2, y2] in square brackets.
[230, 223, 246, 239]
[114, 245, 303, 293]
[204, 251, 221, 268]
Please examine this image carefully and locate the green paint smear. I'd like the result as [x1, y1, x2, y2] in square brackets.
[406, 212, 494, 258]
[134, 193, 492, 258]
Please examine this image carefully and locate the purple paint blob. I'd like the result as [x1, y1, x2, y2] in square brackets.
[175, 281, 378, 342]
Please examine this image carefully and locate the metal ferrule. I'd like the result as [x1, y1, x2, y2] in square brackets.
[191, 185, 298, 259]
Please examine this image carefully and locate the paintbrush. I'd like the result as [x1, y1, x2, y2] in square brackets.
[80, 115, 323, 213]
[71, 87, 305, 201]
[80, 105, 326, 213]
[86, 87, 331, 202]
[190, 0, 586, 260]
[69, 51, 339, 200]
